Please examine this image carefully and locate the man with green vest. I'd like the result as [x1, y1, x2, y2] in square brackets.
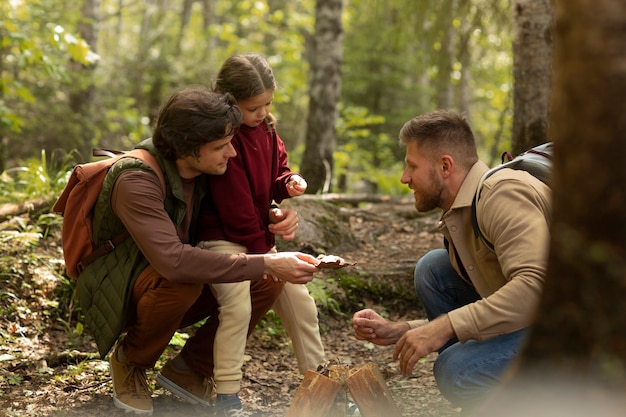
[76, 87, 320, 415]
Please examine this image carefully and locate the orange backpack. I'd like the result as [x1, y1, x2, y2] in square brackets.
[52, 149, 166, 279]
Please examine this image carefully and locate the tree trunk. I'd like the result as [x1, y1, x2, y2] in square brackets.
[69, 0, 100, 161]
[482, 0, 626, 413]
[511, 0, 554, 155]
[456, 1, 480, 117]
[523, 0, 626, 378]
[300, 0, 343, 194]
[435, 0, 456, 110]
[177, 0, 194, 54]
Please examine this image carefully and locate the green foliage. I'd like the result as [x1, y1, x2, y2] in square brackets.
[100, 98, 154, 149]
[0, 207, 84, 353]
[0, 150, 70, 203]
[0, 156, 81, 343]
[54, 275, 84, 341]
[0, 230, 41, 250]
[91, 0, 314, 152]
[168, 331, 190, 348]
[2, 373, 23, 386]
[256, 309, 288, 339]
[0, 0, 96, 136]
[342, 0, 514, 168]
[342, 0, 433, 136]
[333, 105, 409, 195]
[3, 0, 515, 192]
[305, 268, 412, 318]
[306, 277, 341, 315]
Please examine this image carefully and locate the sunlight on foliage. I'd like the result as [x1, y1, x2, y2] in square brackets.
[1, 1, 97, 135]
[0, 150, 70, 204]
[50, 24, 100, 66]
[3, 0, 516, 195]
[168, 331, 190, 348]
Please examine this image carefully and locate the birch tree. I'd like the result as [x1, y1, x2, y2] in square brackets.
[300, 0, 344, 193]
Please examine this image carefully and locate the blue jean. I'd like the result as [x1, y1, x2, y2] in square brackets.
[414, 249, 528, 410]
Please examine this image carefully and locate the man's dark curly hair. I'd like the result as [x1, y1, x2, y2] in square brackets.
[153, 86, 243, 161]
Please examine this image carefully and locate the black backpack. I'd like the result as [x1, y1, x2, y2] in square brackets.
[471, 142, 553, 251]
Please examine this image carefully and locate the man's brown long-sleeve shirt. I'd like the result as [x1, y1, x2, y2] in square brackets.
[111, 168, 265, 283]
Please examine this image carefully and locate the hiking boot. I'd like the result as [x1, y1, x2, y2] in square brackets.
[156, 358, 214, 406]
[109, 342, 153, 415]
[214, 393, 249, 417]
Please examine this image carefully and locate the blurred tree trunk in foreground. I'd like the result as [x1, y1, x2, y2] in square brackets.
[481, 0, 626, 414]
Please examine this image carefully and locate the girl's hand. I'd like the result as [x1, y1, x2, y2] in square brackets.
[268, 208, 299, 241]
[287, 175, 307, 197]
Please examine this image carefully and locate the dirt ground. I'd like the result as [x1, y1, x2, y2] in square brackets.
[0, 196, 461, 417]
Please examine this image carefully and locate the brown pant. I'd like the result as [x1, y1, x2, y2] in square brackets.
[121, 264, 284, 377]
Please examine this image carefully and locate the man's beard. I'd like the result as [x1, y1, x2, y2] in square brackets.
[414, 169, 443, 213]
[414, 192, 441, 213]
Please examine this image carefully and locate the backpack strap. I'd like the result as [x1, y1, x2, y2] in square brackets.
[126, 149, 167, 194]
[78, 230, 132, 274]
[93, 148, 124, 158]
[77, 149, 167, 273]
[472, 142, 553, 252]
[471, 166, 504, 252]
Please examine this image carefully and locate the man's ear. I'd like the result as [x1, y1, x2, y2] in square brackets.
[440, 155, 454, 178]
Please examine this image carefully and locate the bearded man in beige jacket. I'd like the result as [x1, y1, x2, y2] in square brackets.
[353, 109, 551, 413]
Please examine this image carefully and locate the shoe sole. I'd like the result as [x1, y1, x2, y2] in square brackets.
[156, 373, 213, 407]
[109, 354, 154, 416]
[112, 397, 154, 415]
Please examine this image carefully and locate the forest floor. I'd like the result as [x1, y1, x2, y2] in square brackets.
[0, 195, 461, 417]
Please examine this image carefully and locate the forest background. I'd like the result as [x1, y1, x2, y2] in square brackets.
[1, 2, 528, 414]
[2, 0, 626, 415]
[1, 0, 529, 198]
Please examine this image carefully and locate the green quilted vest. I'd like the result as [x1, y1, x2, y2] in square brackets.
[75, 139, 205, 357]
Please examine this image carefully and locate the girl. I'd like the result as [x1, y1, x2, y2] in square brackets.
[197, 53, 325, 417]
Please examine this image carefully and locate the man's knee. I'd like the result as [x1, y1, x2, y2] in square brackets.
[432, 335, 523, 410]
[414, 249, 449, 294]
[433, 343, 481, 408]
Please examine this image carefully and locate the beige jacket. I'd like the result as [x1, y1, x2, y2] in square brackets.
[426, 160, 551, 342]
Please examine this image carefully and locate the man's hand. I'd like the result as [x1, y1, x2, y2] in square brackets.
[352, 309, 410, 346]
[263, 252, 319, 284]
[393, 315, 455, 375]
[268, 208, 298, 241]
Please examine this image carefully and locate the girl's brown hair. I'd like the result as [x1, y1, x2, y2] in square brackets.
[213, 53, 277, 130]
